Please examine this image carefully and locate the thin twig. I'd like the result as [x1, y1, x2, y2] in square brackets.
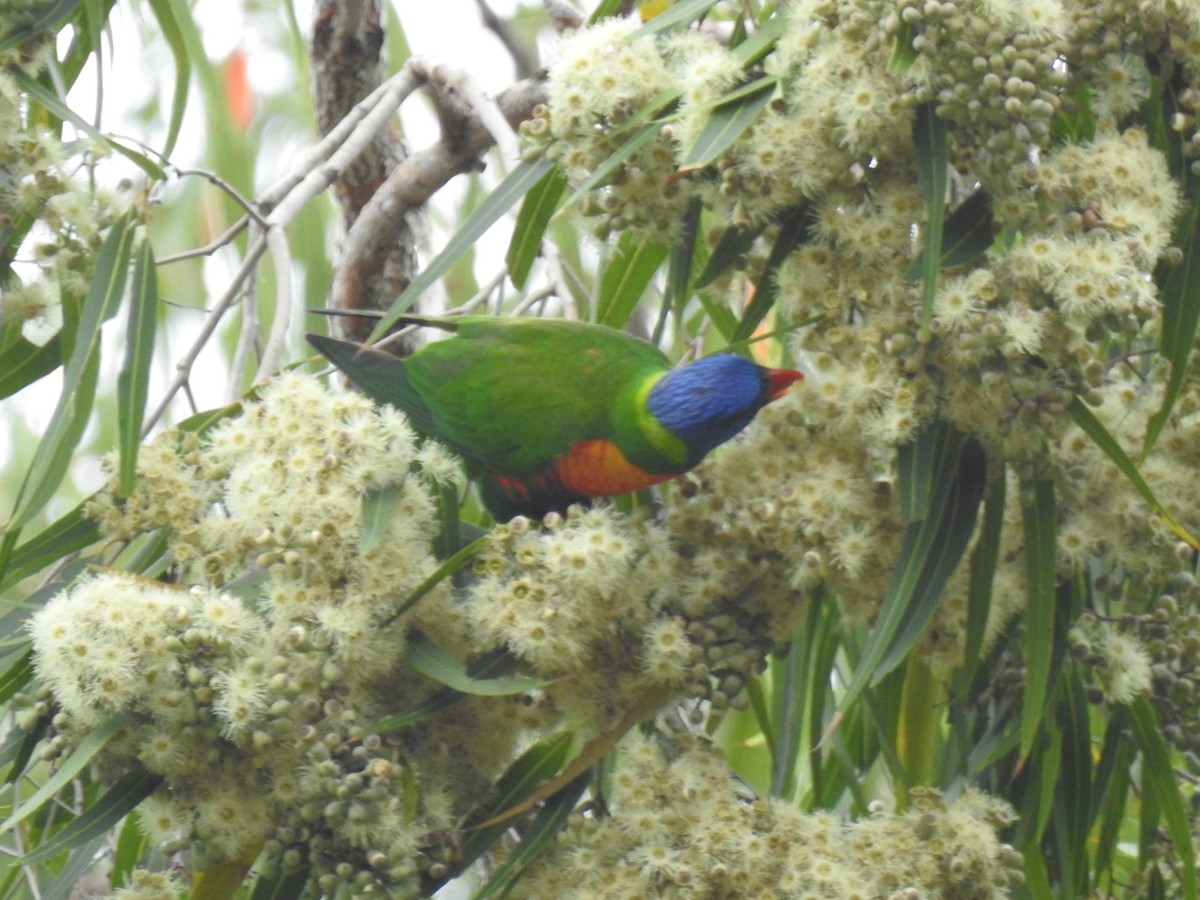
[169, 167, 269, 224]
[143, 235, 271, 435]
[157, 217, 251, 265]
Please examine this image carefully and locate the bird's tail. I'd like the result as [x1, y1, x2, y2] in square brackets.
[306, 333, 437, 434]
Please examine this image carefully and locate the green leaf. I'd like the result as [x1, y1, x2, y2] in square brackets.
[1069, 396, 1198, 548]
[956, 470, 1006, 691]
[9, 212, 135, 530]
[381, 535, 487, 627]
[730, 203, 812, 342]
[888, 20, 918, 72]
[404, 633, 541, 697]
[1144, 72, 1200, 455]
[370, 158, 554, 339]
[910, 101, 948, 340]
[249, 867, 312, 900]
[896, 419, 941, 522]
[13, 73, 163, 179]
[361, 480, 405, 554]
[110, 809, 148, 891]
[559, 118, 665, 213]
[21, 769, 161, 865]
[1129, 694, 1198, 900]
[624, 0, 718, 40]
[904, 190, 994, 278]
[452, 731, 577, 891]
[176, 401, 244, 435]
[0, 502, 98, 595]
[678, 78, 776, 170]
[1019, 477, 1057, 760]
[1055, 668, 1091, 894]
[506, 167, 568, 289]
[42, 833, 110, 900]
[1090, 714, 1133, 884]
[841, 425, 985, 708]
[0, 334, 62, 399]
[143, 0, 190, 157]
[662, 198, 703, 333]
[478, 773, 589, 899]
[116, 239, 159, 498]
[596, 231, 670, 328]
[0, 716, 124, 835]
[0, 650, 33, 708]
[1052, 81, 1096, 144]
[730, 10, 789, 67]
[693, 221, 766, 289]
[586, 0, 625, 23]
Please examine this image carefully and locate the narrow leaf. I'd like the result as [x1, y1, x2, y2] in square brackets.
[477, 773, 589, 900]
[404, 632, 541, 696]
[14, 73, 163, 179]
[0, 335, 62, 399]
[116, 239, 159, 498]
[1019, 477, 1057, 760]
[10, 213, 135, 529]
[904, 189, 995, 277]
[910, 101, 948, 340]
[0, 502, 98, 595]
[1144, 72, 1200, 455]
[663, 197, 703, 325]
[42, 834, 109, 900]
[21, 769, 161, 865]
[249, 867, 312, 900]
[506, 166, 568, 289]
[679, 78, 776, 170]
[361, 480, 405, 554]
[0, 716, 124, 835]
[731, 10, 789, 66]
[597, 232, 669, 328]
[559, 119, 664, 213]
[1069, 396, 1198, 548]
[693, 221, 766, 289]
[731, 203, 812, 342]
[370, 158, 553, 340]
[957, 470, 1006, 691]
[896, 419, 943, 522]
[0, 650, 33, 708]
[381, 535, 487, 627]
[143, 0, 190, 157]
[1129, 695, 1198, 900]
[841, 427, 986, 709]
[442, 731, 577, 894]
[624, 0, 718, 40]
[110, 809, 148, 891]
[875, 439, 986, 675]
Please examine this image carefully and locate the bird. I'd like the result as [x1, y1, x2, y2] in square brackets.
[307, 316, 803, 521]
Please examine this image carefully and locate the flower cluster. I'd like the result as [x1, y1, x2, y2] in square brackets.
[0, 65, 125, 346]
[31, 375, 461, 893]
[520, 732, 1024, 899]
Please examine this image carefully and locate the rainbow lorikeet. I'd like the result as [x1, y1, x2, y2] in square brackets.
[307, 317, 802, 521]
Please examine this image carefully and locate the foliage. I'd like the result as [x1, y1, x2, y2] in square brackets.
[2, 0, 1200, 898]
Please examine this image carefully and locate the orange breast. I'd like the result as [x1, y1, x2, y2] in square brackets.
[555, 440, 674, 497]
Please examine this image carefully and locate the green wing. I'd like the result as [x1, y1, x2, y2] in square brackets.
[308, 318, 673, 475]
[404, 317, 671, 474]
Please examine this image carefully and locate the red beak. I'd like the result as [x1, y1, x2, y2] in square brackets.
[767, 368, 804, 400]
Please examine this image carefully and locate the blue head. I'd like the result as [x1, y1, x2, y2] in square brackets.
[646, 354, 800, 462]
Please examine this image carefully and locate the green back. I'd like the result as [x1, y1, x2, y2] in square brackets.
[405, 317, 674, 475]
